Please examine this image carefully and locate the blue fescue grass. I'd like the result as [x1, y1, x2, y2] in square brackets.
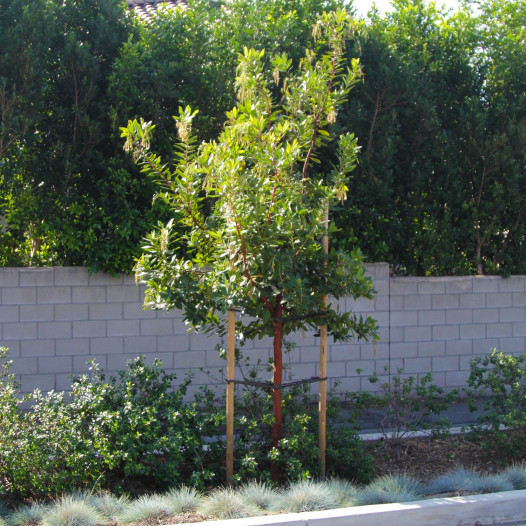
[354, 475, 422, 505]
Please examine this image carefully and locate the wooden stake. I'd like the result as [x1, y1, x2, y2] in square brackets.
[319, 204, 329, 479]
[226, 308, 235, 485]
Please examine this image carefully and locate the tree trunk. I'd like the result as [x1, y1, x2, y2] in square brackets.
[271, 298, 283, 482]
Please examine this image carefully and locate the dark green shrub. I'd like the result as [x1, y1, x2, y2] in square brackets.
[466, 349, 526, 454]
[354, 367, 456, 444]
[207, 347, 374, 485]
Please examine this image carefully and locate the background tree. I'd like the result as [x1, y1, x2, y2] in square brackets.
[122, 10, 377, 481]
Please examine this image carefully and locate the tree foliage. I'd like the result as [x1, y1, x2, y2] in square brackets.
[122, 9, 378, 480]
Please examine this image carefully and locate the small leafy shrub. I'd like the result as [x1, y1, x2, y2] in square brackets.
[466, 349, 526, 455]
[355, 367, 457, 444]
[0, 352, 218, 502]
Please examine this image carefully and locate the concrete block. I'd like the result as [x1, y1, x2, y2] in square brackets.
[72, 286, 106, 303]
[56, 338, 89, 356]
[460, 293, 486, 308]
[473, 276, 500, 292]
[38, 355, 73, 374]
[173, 318, 191, 334]
[390, 279, 418, 294]
[89, 303, 123, 320]
[498, 337, 525, 353]
[374, 296, 390, 313]
[73, 320, 106, 338]
[487, 293, 513, 308]
[348, 296, 375, 313]
[332, 345, 361, 361]
[373, 278, 390, 296]
[0, 268, 20, 287]
[446, 340, 473, 355]
[445, 370, 470, 387]
[90, 337, 124, 354]
[107, 353, 133, 372]
[0, 305, 19, 322]
[418, 341, 446, 357]
[2, 287, 37, 305]
[140, 318, 174, 336]
[190, 332, 222, 351]
[418, 310, 445, 326]
[4, 322, 37, 340]
[391, 311, 418, 327]
[446, 309, 473, 325]
[473, 308, 499, 324]
[499, 307, 525, 322]
[123, 335, 157, 354]
[513, 292, 526, 306]
[498, 276, 525, 292]
[472, 338, 499, 355]
[445, 278, 473, 294]
[405, 326, 432, 342]
[404, 294, 432, 310]
[38, 321, 72, 339]
[10, 357, 38, 375]
[37, 287, 71, 304]
[432, 294, 460, 309]
[432, 355, 459, 372]
[513, 322, 526, 337]
[363, 342, 389, 361]
[403, 357, 431, 374]
[158, 334, 191, 352]
[20, 268, 54, 287]
[389, 295, 404, 310]
[173, 351, 206, 369]
[205, 349, 229, 367]
[107, 320, 140, 337]
[21, 374, 56, 392]
[123, 302, 156, 319]
[55, 304, 88, 321]
[20, 339, 54, 357]
[298, 345, 320, 363]
[487, 323, 512, 338]
[459, 324, 486, 339]
[106, 285, 141, 303]
[417, 280, 446, 294]
[390, 327, 404, 343]
[389, 342, 418, 359]
[55, 267, 89, 286]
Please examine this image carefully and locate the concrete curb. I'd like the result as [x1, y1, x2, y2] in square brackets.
[177, 489, 526, 526]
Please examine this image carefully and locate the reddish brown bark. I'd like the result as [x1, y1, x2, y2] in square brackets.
[270, 298, 283, 482]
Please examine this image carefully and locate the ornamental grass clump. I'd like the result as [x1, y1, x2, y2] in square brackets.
[354, 475, 422, 505]
[198, 487, 260, 519]
[325, 478, 358, 507]
[116, 495, 175, 524]
[163, 486, 202, 513]
[270, 480, 340, 513]
[7, 502, 48, 526]
[40, 496, 101, 526]
[237, 481, 279, 511]
[503, 464, 526, 490]
[87, 493, 130, 522]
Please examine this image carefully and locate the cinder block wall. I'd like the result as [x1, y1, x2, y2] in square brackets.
[0, 265, 525, 397]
